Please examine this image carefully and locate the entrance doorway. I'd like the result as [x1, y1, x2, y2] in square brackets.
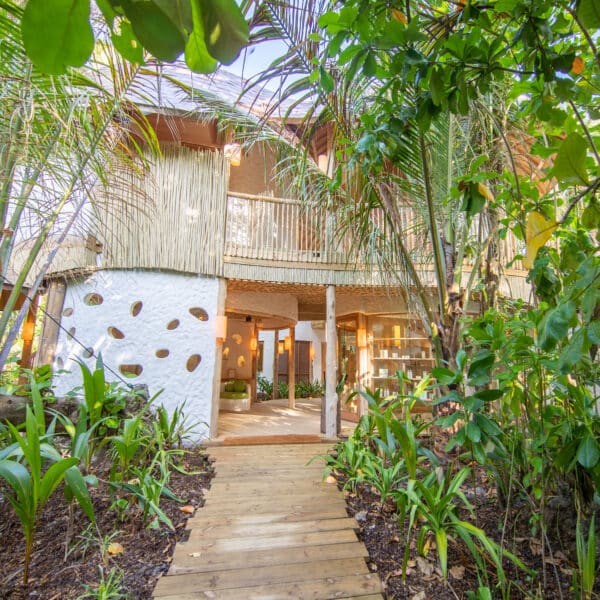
[277, 340, 311, 384]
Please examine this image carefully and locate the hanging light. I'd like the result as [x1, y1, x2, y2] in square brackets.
[284, 335, 292, 351]
[309, 344, 315, 361]
[278, 341, 285, 354]
[224, 143, 242, 166]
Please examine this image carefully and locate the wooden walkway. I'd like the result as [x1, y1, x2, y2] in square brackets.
[153, 443, 384, 599]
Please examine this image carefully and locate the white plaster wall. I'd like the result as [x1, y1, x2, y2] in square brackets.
[259, 322, 325, 383]
[53, 270, 222, 440]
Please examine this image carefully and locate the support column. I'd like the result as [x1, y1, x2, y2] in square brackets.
[272, 330, 279, 400]
[210, 279, 227, 438]
[288, 325, 295, 409]
[325, 285, 337, 438]
[357, 313, 369, 417]
[36, 279, 66, 368]
[19, 295, 39, 382]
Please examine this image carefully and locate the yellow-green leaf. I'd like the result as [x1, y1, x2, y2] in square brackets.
[523, 211, 558, 269]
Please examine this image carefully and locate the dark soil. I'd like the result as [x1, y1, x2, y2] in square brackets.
[0, 451, 214, 600]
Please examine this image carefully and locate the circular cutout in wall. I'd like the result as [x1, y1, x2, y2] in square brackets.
[68, 327, 76, 339]
[166, 319, 180, 330]
[119, 364, 143, 378]
[82, 347, 94, 358]
[108, 326, 125, 339]
[63, 307, 73, 317]
[56, 357, 64, 369]
[155, 349, 170, 358]
[83, 293, 103, 306]
[131, 301, 143, 317]
[186, 354, 201, 372]
[189, 307, 208, 321]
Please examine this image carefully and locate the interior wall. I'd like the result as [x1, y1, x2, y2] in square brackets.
[221, 319, 253, 381]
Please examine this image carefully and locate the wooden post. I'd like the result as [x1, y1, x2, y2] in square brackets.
[325, 285, 337, 438]
[357, 313, 369, 417]
[288, 325, 295, 409]
[210, 279, 227, 438]
[272, 330, 279, 400]
[36, 279, 66, 368]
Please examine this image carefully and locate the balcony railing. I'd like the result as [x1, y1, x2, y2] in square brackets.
[224, 193, 524, 272]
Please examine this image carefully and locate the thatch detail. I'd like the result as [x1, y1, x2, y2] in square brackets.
[95, 145, 228, 276]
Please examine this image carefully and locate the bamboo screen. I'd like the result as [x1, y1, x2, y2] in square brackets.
[95, 146, 228, 276]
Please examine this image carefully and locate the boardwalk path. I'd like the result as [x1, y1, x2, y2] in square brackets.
[153, 443, 384, 599]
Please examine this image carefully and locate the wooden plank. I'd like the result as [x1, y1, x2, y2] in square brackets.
[207, 481, 338, 496]
[185, 508, 350, 527]
[169, 542, 369, 574]
[180, 528, 358, 553]
[200, 493, 346, 512]
[153, 573, 382, 599]
[187, 517, 356, 539]
[154, 557, 368, 594]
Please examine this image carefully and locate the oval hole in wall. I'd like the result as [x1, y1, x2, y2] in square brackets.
[68, 327, 76, 339]
[82, 347, 94, 358]
[156, 349, 170, 358]
[131, 301, 143, 317]
[63, 307, 73, 317]
[107, 326, 125, 339]
[166, 319, 180, 330]
[83, 293, 103, 306]
[119, 364, 143, 378]
[56, 357, 64, 369]
[189, 307, 208, 321]
[186, 354, 201, 372]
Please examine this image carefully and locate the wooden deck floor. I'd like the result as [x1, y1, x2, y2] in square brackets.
[153, 443, 384, 600]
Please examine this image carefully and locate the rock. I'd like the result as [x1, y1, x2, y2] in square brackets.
[355, 510, 368, 522]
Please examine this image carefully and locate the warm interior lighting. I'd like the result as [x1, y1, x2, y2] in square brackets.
[215, 315, 227, 341]
[224, 143, 242, 167]
[309, 344, 315, 361]
[21, 321, 34, 341]
[278, 340, 285, 354]
[249, 337, 258, 352]
[393, 324, 401, 346]
[357, 328, 367, 349]
[284, 335, 292, 351]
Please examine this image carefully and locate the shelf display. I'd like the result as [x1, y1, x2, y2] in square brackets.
[367, 314, 433, 398]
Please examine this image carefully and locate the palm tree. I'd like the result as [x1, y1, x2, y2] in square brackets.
[228, 0, 511, 368]
[0, 1, 160, 372]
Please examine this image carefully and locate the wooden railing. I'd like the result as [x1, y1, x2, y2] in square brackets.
[224, 193, 524, 272]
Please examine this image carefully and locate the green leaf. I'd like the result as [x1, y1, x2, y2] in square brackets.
[120, 0, 186, 62]
[432, 367, 457, 385]
[577, 0, 600, 28]
[473, 389, 503, 402]
[466, 421, 482, 443]
[186, 0, 217, 72]
[202, 0, 249, 65]
[22, 0, 94, 74]
[153, 0, 193, 33]
[110, 18, 145, 64]
[538, 301, 576, 351]
[0, 460, 31, 506]
[429, 68, 444, 107]
[64, 466, 95, 522]
[577, 434, 600, 469]
[40, 458, 78, 505]
[588, 321, 600, 344]
[551, 133, 590, 185]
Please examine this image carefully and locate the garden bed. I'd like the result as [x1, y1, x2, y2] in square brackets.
[0, 450, 213, 599]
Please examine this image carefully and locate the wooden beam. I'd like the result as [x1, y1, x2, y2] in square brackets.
[19, 295, 38, 377]
[211, 279, 227, 437]
[288, 326, 295, 409]
[325, 285, 337, 438]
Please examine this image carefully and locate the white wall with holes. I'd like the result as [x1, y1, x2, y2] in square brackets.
[53, 270, 221, 439]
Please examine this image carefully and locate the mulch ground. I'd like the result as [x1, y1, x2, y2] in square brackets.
[0, 450, 214, 600]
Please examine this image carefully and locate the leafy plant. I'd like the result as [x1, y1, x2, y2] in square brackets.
[575, 515, 597, 600]
[257, 375, 273, 400]
[76, 566, 127, 600]
[154, 401, 198, 449]
[108, 411, 151, 482]
[0, 380, 94, 584]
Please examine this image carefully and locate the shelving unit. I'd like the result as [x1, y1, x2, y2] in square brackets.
[367, 315, 433, 398]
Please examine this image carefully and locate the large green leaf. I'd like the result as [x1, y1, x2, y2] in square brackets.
[0, 460, 31, 506]
[202, 0, 249, 65]
[538, 301, 576, 351]
[39, 458, 78, 505]
[154, 0, 193, 33]
[21, 0, 94, 73]
[120, 0, 186, 62]
[551, 133, 590, 185]
[577, 434, 600, 469]
[186, 0, 217, 72]
[577, 0, 600, 28]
